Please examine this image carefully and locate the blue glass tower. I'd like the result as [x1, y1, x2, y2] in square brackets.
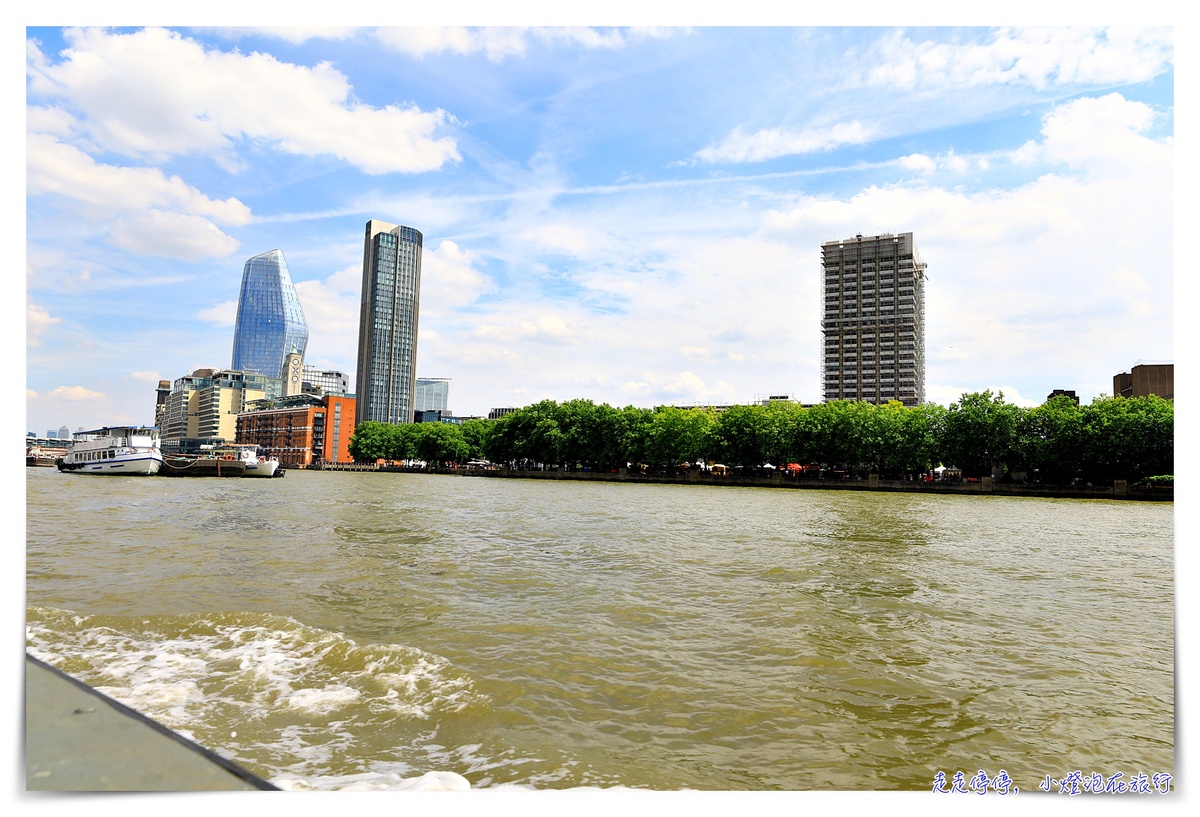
[231, 250, 309, 380]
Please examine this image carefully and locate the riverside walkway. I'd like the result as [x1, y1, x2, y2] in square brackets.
[24, 653, 277, 791]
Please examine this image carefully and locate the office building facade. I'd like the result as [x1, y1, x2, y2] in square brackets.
[302, 367, 350, 397]
[161, 368, 268, 448]
[821, 232, 927, 406]
[355, 220, 422, 426]
[231, 250, 309, 382]
[1114, 362, 1173, 400]
[415, 377, 451, 413]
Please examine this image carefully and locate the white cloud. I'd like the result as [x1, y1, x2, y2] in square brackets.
[473, 315, 581, 345]
[47, 385, 106, 401]
[195, 299, 240, 328]
[858, 27, 1173, 91]
[926, 384, 1042, 409]
[944, 151, 969, 173]
[898, 153, 937, 174]
[110, 211, 242, 259]
[695, 121, 875, 164]
[27, 302, 61, 347]
[372, 26, 675, 62]
[28, 27, 460, 175]
[27, 133, 251, 224]
[517, 224, 601, 257]
[421, 240, 496, 315]
[27, 131, 248, 260]
[1014, 93, 1165, 177]
[651, 371, 737, 404]
[127, 371, 164, 384]
[294, 270, 361, 371]
[203, 27, 359, 45]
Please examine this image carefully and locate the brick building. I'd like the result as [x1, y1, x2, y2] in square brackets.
[236, 394, 357, 467]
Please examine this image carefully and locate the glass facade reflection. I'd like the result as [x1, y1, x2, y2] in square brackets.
[231, 250, 309, 380]
[355, 220, 422, 425]
[415, 378, 450, 412]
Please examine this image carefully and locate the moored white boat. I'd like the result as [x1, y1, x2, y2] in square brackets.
[56, 426, 163, 475]
[213, 445, 281, 478]
[26, 445, 66, 467]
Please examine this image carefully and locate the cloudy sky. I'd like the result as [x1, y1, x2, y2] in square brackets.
[22, 19, 1175, 435]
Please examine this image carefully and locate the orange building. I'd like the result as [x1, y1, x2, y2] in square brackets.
[236, 395, 357, 467]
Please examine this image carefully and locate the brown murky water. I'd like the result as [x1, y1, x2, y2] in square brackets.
[26, 468, 1174, 791]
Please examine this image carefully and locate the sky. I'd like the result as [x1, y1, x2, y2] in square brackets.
[21, 14, 1176, 436]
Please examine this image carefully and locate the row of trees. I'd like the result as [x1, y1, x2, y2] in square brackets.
[348, 391, 1173, 484]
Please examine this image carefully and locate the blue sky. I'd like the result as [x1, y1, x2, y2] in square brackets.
[22, 16, 1176, 435]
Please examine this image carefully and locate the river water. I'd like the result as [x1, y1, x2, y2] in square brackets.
[24, 467, 1174, 792]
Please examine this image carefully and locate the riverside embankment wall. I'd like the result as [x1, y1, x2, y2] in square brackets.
[315, 463, 1172, 502]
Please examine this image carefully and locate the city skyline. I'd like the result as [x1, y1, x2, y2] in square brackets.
[24, 22, 1174, 435]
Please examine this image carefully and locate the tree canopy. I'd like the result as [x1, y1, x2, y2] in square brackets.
[347, 392, 1172, 484]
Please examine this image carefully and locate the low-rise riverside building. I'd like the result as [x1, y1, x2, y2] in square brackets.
[236, 394, 356, 467]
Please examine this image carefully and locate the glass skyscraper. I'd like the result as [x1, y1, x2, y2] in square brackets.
[231, 249, 309, 380]
[355, 220, 422, 425]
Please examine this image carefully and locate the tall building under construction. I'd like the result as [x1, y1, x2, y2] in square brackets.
[821, 232, 927, 406]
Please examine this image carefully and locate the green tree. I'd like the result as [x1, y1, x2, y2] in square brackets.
[556, 399, 622, 470]
[348, 421, 389, 462]
[644, 406, 715, 467]
[708, 404, 779, 467]
[1017, 395, 1085, 483]
[897, 402, 946, 476]
[800, 400, 869, 469]
[412, 422, 469, 466]
[1080, 395, 1173, 483]
[941, 390, 1025, 478]
[458, 418, 492, 460]
[615, 406, 652, 468]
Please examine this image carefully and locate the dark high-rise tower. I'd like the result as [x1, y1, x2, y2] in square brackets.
[231, 249, 309, 379]
[355, 220, 422, 425]
[821, 232, 926, 406]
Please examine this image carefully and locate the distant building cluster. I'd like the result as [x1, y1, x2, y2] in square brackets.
[147, 218, 461, 465]
[75, 225, 1170, 460]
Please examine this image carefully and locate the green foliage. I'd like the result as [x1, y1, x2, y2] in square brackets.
[941, 390, 1023, 478]
[615, 406, 653, 466]
[355, 392, 1171, 485]
[645, 406, 715, 467]
[1079, 395, 1173, 483]
[458, 418, 492, 460]
[348, 421, 391, 462]
[411, 422, 469, 466]
[1018, 394, 1084, 482]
